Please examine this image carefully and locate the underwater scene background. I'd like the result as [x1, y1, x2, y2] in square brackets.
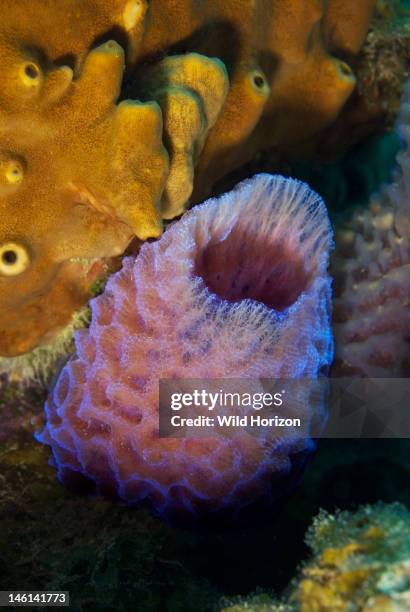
[0, 1, 409, 611]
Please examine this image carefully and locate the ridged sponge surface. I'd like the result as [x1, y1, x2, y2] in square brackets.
[333, 82, 410, 377]
[37, 174, 334, 519]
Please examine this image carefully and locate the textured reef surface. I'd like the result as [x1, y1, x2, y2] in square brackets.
[223, 502, 410, 611]
[332, 80, 410, 376]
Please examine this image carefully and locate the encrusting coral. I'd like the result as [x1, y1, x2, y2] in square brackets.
[36, 174, 334, 520]
[355, 0, 410, 129]
[0, 0, 375, 358]
[332, 79, 410, 376]
[222, 502, 410, 612]
[295, 503, 410, 611]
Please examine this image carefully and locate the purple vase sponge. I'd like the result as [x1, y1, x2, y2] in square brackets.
[37, 174, 334, 519]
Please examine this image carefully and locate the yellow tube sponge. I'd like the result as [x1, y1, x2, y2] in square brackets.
[0, 0, 376, 358]
[324, 0, 377, 56]
[134, 53, 229, 218]
[0, 41, 169, 357]
[0, 0, 147, 109]
[5, 40, 168, 240]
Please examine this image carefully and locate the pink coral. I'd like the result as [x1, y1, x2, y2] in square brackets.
[333, 83, 410, 377]
[37, 174, 333, 519]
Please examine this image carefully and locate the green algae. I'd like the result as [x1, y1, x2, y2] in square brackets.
[0, 452, 219, 612]
[0, 381, 219, 611]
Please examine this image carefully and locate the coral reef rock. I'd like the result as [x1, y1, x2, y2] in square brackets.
[356, 0, 410, 128]
[0, 0, 374, 357]
[297, 502, 410, 612]
[222, 502, 410, 612]
[332, 79, 410, 377]
[37, 173, 334, 520]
